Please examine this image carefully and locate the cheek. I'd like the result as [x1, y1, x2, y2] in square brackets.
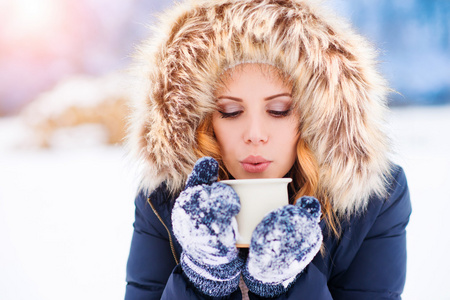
[284, 132, 299, 159]
[212, 117, 233, 154]
[277, 119, 299, 160]
[212, 117, 224, 144]
[212, 118, 239, 175]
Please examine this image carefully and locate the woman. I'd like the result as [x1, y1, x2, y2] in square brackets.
[125, 0, 411, 299]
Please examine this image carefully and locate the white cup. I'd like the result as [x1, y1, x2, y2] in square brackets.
[221, 178, 292, 247]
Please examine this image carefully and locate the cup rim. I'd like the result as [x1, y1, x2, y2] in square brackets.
[220, 178, 292, 185]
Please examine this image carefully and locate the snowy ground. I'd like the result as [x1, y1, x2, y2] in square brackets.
[1, 105, 449, 300]
[387, 105, 450, 300]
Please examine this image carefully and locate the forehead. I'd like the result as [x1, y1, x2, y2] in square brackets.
[216, 63, 292, 93]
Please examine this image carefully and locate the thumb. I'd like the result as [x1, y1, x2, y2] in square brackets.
[295, 196, 321, 221]
[185, 157, 219, 188]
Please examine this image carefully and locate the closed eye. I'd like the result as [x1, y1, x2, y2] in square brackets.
[268, 109, 291, 118]
[218, 110, 243, 118]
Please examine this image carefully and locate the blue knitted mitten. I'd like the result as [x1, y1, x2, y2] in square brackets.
[242, 196, 323, 297]
[172, 157, 242, 297]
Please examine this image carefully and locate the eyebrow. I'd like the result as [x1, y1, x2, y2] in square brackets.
[217, 93, 292, 102]
[217, 96, 242, 102]
[264, 93, 292, 101]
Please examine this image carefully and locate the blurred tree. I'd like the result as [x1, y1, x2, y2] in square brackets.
[0, 0, 174, 116]
[332, 0, 450, 105]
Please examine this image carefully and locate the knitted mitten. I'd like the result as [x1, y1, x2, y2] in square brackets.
[172, 157, 242, 297]
[242, 196, 323, 297]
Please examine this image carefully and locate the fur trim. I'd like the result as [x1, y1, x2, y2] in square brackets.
[127, 0, 392, 216]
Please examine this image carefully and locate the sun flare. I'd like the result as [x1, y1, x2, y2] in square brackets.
[7, 0, 63, 38]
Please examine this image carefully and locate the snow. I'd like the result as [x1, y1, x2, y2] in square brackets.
[388, 105, 450, 300]
[0, 119, 138, 300]
[1, 104, 450, 299]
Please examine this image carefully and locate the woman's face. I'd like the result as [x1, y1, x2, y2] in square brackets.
[212, 63, 300, 179]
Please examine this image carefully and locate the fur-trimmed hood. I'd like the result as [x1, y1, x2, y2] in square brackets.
[127, 0, 392, 216]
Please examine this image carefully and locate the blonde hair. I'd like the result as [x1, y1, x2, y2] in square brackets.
[194, 115, 341, 238]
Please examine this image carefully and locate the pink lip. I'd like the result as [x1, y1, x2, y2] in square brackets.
[240, 156, 271, 173]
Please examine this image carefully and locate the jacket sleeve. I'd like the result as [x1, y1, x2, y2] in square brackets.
[328, 166, 412, 299]
[125, 190, 178, 299]
[125, 189, 242, 300]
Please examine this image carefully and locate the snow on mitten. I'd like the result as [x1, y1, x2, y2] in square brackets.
[172, 157, 242, 297]
[242, 196, 323, 297]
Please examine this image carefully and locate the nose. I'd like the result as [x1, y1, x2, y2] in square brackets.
[244, 115, 268, 144]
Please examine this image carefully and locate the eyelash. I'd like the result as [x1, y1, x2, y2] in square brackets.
[218, 111, 242, 118]
[218, 109, 291, 119]
[268, 109, 291, 118]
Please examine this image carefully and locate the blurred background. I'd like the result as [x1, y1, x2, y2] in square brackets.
[0, 0, 449, 299]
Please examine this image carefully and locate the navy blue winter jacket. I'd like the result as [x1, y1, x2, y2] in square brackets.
[125, 165, 411, 299]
